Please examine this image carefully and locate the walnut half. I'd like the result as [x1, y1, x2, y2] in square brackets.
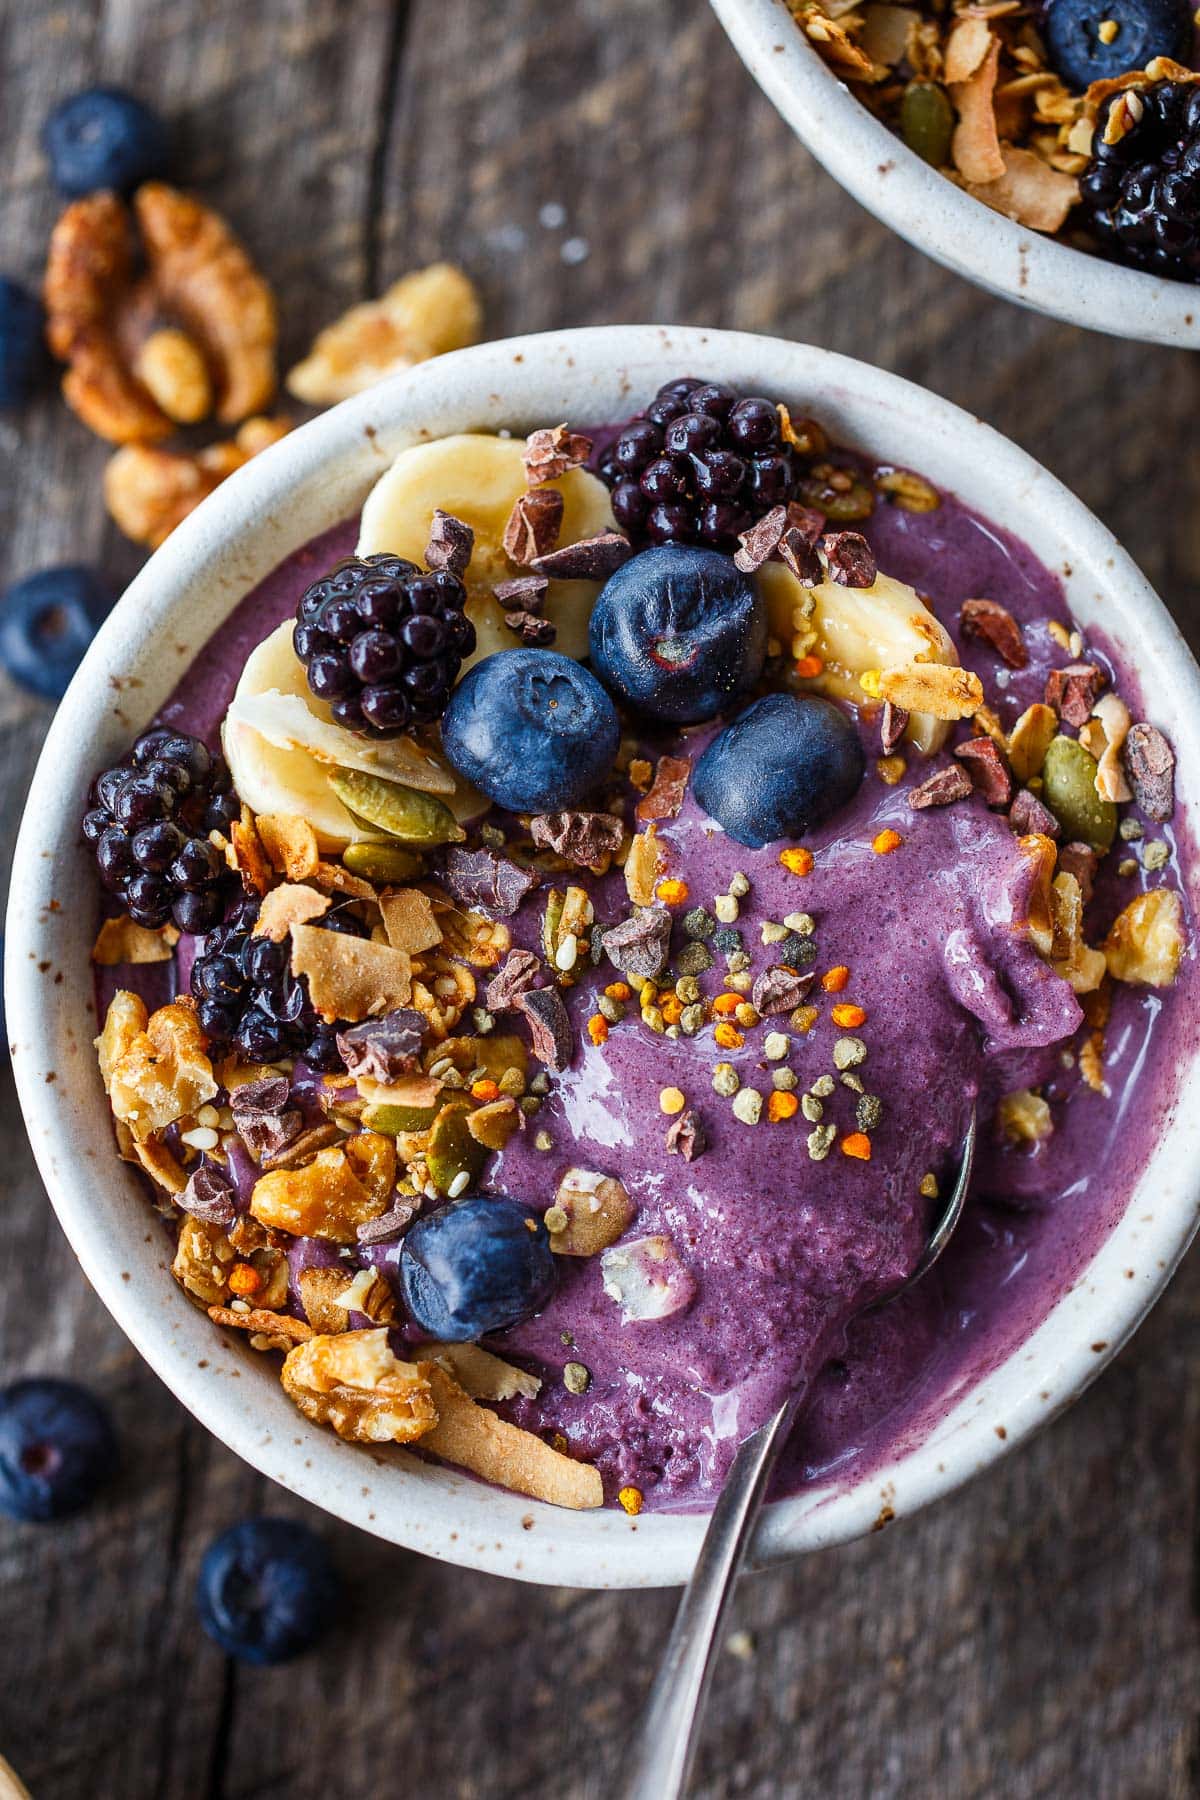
[104, 416, 290, 548]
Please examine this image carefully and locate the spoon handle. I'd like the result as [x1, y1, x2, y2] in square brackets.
[622, 1396, 795, 1800]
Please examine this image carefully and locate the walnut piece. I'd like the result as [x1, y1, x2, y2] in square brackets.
[251, 1144, 390, 1243]
[104, 416, 291, 548]
[96, 993, 217, 1141]
[1104, 888, 1185, 987]
[44, 182, 278, 444]
[281, 1329, 437, 1444]
[286, 263, 482, 405]
[996, 1089, 1053, 1145]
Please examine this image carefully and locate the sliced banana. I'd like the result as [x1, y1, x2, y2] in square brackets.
[356, 433, 615, 667]
[222, 619, 466, 851]
[759, 563, 959, 753]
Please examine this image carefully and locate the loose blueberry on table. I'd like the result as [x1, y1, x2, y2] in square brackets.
[86, 380, 1191, 1515]
[0, 1379, 117, 1523]
[195, 1517, 338, 1664]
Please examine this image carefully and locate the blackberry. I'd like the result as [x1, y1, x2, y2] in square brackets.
[597, 379, 815, 552]
[293, 553, 475, 739]
[1081, 81, 1200, 282]
[190, 897, 365, 1071]
[83, 728, 238, 932]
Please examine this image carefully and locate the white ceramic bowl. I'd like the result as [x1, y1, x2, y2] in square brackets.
[711, 0, 1200, 348]
[8, 326, 1200, 1588]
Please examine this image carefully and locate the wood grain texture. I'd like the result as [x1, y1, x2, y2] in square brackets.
[2, 1, 1199, 1796]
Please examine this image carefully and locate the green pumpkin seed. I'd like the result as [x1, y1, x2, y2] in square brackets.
[343, 842, 427, 883]
[362, 1101, 440, 1136]
[1040, 736, 1117, 850]
[426, 1099, 487, 1195]
[328, 769, 466, 846]
[900, 81, 954, 168]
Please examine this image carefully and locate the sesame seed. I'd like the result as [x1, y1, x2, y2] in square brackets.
[181, 1126, 219, 1151]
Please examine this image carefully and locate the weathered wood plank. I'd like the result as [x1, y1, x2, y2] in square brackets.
[1, 0, 1198, 1796]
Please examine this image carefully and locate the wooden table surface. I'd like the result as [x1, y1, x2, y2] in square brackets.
[3, 2, 1200, 1795]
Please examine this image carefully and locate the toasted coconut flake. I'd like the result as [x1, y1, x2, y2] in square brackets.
[868, 662, 984, 720]
[380, 887, 443, 956]
[624, 824, 663, 906]
[251, 1144, 389, 1242]
[290, 922, 412, 1021]
[343, 1130, 397, 1207]
[312, 860, 379, 900]
[282, 1329, 437, 1443]
[256, 812, 321, 881]
[358, 1072, 444, 1109]
[91, 914, 178, 965]
[1104, 888, 1185, 987]
[950, 35, 1007, 183]
[254, 881, 331, 941]
[1049, 872, 1107, 994]
[1019, 833, 1058, 958]
[944, 14, 993, 80]
[426, 1342, 542, 1402]
[286, 264, 482, 405]
[131, 1133, 189, 1194]
[99, 997, 217, 1141]
[296, 1267, 355, 1335]
[965, 146, 1079, 231]
[209, 1305, 314, 1345]
[420, 1363, 603, 1509]
[229, 809, 274, 895]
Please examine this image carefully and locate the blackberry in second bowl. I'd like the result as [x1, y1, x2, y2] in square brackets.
[190, 899, 366, 1070]
[83, 728, 239, 931]
[293, 553, 476, 739]
[598, 379, 814, 552]
[1081, 80, 1200, 281]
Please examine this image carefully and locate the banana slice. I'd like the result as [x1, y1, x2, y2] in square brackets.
[758, 563, 959, 753]
[222, 620, 470, 851]
[356, 433, 615, 668]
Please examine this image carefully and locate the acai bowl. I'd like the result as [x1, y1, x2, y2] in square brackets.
[7, 326, 1200, 1588]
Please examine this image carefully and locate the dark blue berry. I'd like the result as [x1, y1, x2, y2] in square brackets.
[399, 1196, 557, 1341]
[41, 87, 170, 197]
[0, 566, 114, 700]
[195, 1518, 338, 1664]
[0, 1378, 117, 1522]
[588, 545, 766, 725]
[441, 649, 620, 813]
[0, 277, 47, 410]
[693, 692, 865, 848]
[1045, 0, 1190, 89]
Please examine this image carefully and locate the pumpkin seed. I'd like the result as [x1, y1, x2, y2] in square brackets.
[1041, 736, 1117, 850]
[363, 1101, 440, 1136]
[426, 1098, 487, 1195]
[328, 769, 466, 846]
[900, 81, 954, 167]
[343, 842, 427, 882]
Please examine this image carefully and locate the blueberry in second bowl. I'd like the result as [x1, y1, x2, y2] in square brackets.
[441, 648, 620, 813]
[588, 545, 766, 724]
[196, 1517, 339, 1664]
[1044, 0, 1191, 88]
[0, 565, 114, 700]
[400, 1196, 558, 1342]
[0, 1377, 117, 1522]
[41, 87, 170, 196]
[693, 691, 865, 848]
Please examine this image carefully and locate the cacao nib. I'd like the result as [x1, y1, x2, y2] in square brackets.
[532, 532, 634, 581]
[636, 754, 691, 822]
[502, 487, 564, 566]
[485, 949, 543, 1012]
[959, 598, 1028, 669]
[424, 509, 474, 577]
[751, 964, 813, 1015]
[493, 573, 549, 611]
[356, 1198, 419, 1245]
[1057, 841, 1099, 906]
[601, 905, 673, 982]
[441, 847, 538, 917]
[517, 985, 574, 1071]
[880, 701, 909, 756]
[523, 423, 592, 484]
[733, 506, 788, 573]
[229, 1077, 303, 1162]
[1122, 722, 1175, 821]
[335, 1009, 427, 1082]
[665, 1108, 707, 1162]
[1045, 663, 1104, 729]
[954, 736, 1013, 809]
[907, 764, 973, 809]
[1009, 788, 1060, 838]
[821, 530, 876, 589]
[178, 1161, 237, 1226]
[778, 525, 821, 585]
[529, 811, 624, 866]
[505, 609, 556, 646]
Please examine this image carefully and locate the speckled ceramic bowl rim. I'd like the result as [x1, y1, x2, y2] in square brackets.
[710, 0, 1200, 348]
[8, 326, 1200, 1588]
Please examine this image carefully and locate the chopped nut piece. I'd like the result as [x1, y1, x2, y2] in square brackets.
[600, 1234, 696, 1322]
[105, 416, 291, 548]
[624, 825, 663, 906]
[282, 1329, 436, 1443]
[251, 1145, 389, 1243]
[1123, 723, 1175, 821]
[863, 663, 983, 720]
[286, 263, 482, 403]
[996, 1089, 1053, 1145]
[1104, 888, 1185, 988]
[134, 327, 213, 424]
[97, 995, 217, 1141]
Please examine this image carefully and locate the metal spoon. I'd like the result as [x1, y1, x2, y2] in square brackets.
[623, 1104, 978, 1800]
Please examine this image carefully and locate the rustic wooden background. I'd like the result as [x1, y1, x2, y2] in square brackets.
[2, 1, 1199, 1795]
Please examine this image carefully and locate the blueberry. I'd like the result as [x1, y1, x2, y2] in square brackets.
[0, 277, 46, 410]
[0, 1379, 117, 1522]
[441, 649, 620, 813]
[41, 87, 170, 197]
[0, 566, 114, 700]
[399, 1196, 557, 1341]
[1044, 0, 1191, 87]
[195, 1518, 338, 1664]
[693, 692, 865, 848]
[588, 545, 766, 725]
